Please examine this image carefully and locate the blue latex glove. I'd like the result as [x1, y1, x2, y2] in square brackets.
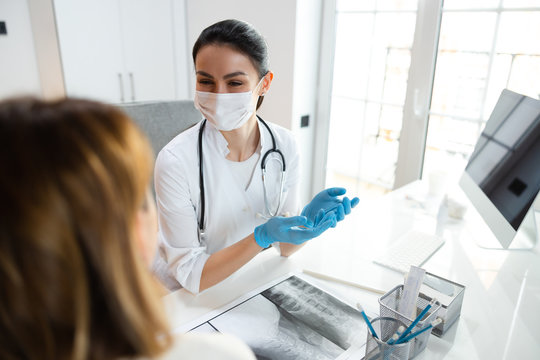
[254, 211, 337, 248]
[301, 187, 360, 224]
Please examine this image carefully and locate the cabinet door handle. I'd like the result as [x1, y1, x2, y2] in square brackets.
[129, 72, 136, 102]
[118, 73, 125, 103]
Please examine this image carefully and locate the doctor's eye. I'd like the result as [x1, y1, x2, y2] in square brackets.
[228, 80, 243, 87]
[197, 79, 214, 86]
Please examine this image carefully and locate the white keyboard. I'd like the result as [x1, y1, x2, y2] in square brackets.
[373, 230, 445, 273]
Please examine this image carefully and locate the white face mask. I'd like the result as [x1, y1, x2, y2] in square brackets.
[194, 78, 264, 131]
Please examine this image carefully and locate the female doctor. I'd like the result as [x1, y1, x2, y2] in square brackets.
[154, 19, 359, 294]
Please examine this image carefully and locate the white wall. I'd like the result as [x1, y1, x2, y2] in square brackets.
[0, 0, 42, 99]
[185, 0, 323, 203]
[291, 0, 323, 203]
[172, 0, 190, 99]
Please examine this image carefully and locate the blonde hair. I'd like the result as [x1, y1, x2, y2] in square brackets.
[0, 98, 172, 359]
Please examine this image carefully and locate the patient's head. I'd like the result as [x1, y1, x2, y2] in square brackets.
[0, 97, 171, 359]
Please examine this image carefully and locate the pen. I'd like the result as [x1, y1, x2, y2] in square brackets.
[387, 325, 405, 345]
[395, 318, 442, 344]
[302, 269, 386, 295]
[382, 325, 407, 360]
[397, 298, 437, 342]
[356, 303, 379, 339]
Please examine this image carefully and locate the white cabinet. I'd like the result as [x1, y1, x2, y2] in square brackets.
[54, 0, 177, 103]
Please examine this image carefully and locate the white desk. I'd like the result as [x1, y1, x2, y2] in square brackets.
[163, 180, 540, 359]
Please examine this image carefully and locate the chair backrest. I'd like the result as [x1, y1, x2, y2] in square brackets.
[118, 100, 202, 158]
[117, 100, 201, 196]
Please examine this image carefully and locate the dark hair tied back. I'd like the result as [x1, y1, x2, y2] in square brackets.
[193, 19, 269, 79]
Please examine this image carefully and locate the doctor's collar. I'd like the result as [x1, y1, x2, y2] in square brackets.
[205, 118, 268, 158]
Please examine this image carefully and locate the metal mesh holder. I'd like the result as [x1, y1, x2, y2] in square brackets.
[379, 285, 441, 358]
[365, 317, 410, 360]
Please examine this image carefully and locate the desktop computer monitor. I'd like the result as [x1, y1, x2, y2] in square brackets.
[459, 89, 540, 249]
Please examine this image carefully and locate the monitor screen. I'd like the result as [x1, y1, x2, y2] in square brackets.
[459, 89, 540, 248]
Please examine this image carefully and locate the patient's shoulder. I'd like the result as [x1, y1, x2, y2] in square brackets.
[158, 332, 255, 360]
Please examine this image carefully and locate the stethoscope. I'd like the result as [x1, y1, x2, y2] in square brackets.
[198, 115, 286, 235]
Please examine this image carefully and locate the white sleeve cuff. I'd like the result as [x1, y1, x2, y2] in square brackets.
[180, 251, 211, 294]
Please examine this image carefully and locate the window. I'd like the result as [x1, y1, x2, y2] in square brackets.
[424, 2, 540, 184]
[326, 0, 418, 198]
[323, 0, 540, 198]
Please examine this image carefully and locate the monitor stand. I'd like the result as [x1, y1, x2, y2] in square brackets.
[508, 208, 539, 250]
[476, 205, 539, 251]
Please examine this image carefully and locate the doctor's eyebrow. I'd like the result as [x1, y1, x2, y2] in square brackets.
[195, 71, 249, 79]
[196, 71, 214, 78]
[223, 71, 248, 79]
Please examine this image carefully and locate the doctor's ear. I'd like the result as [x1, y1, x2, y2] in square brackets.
[260, 72, 274, 96]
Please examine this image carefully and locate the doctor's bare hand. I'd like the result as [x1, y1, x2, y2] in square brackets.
[254, 212, 337, 248]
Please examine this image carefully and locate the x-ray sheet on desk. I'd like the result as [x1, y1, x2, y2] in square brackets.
[189, 275, 367, 360]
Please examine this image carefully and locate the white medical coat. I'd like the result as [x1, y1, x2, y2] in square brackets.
[154, 119, 300, 294]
